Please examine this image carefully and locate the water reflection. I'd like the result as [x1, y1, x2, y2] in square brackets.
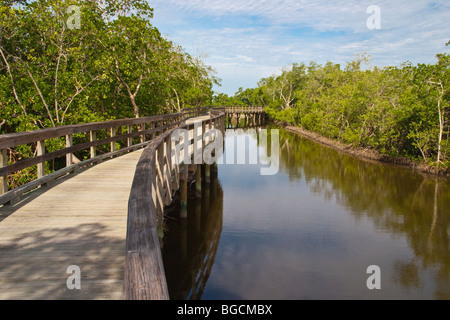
[162, 172, 223, 300]
[276, 126, 450, 299]
[162, 125, 450, 300]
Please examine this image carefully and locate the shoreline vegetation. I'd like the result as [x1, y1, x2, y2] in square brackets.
[213, 49, 450, 177]
[274, 121, 450, 178]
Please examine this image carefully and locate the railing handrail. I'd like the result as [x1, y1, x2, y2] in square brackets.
[0, 107, 213, 204]
[123, 109, 226, 300]
[0, 107, 216, 149]
[221, 106, 264, 113]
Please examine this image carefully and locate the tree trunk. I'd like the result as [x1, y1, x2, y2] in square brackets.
[436, 81, 444, 167]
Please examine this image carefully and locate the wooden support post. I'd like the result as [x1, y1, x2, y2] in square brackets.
[195, 164, 202, 198]
[90, 131, 96, 158]
[110, 127, 116, 152]
[194, 198, 202, 232]
[66, 134, 73, 167]
[0, 149, 7, 195]
[171, 137, 179, 193]
[204, 164, 210, 184]
[180, 164, 188, 218]
[158, 121, 163, 136]
[180, 215, 188, 258]
[202, 121, 206, 153]
[212, 162, 218, 178]
[37, 140, 45, 178]
[202, 174, 210, 213]
[140, 123, 146, 143]
[149, 122, 154, 140]
[162, 138, 172, 206]
[165, 135, 172, 181]
[127, 125, 133, 147]
[211, 170, 218, 197]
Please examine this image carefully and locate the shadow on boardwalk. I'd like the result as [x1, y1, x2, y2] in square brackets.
[0, 150, 143, 300]
[0, 222, 125, 300]
[0, 162, 134, 300]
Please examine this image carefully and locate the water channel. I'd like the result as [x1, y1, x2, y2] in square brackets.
[161, 124, 450, 300]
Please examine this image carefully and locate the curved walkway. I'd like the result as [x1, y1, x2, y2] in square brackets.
[0, 149, 143, 300]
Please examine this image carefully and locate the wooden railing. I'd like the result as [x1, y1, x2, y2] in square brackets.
[0, 107, 212, 206]
[123, 108, 226, 300]
[224, 106, 265, 113]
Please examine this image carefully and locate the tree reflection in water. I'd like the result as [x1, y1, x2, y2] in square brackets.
[277, 126, 450, 299]
[162, 125, 450, 300]
[162, 169, 223, 300]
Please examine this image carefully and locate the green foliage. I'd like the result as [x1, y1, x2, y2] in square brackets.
[241, 51, 450, 166]
[0, 0, 219, 185]
[212, 87, 264, 106]
[0, 0, 218, 133]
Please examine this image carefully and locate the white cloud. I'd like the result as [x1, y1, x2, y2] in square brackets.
[150, 0, 450, 95]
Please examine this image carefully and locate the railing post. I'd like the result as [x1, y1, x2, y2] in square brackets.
[90, 131, 96, 158]
[0, 149, 7, 195]
[164, 134, 173, 193]
[160, 141, 171, 207]
[140, 123, 146, 143]
[37, 140, 46, 178]
[66, 135, 73, 167]
[149, 122, 155, 140]
[110, 127, 116, 152]
[204, 164, 211, 184]
[127, 125, 133, 147]
[202, 122, 206, 152]
[195, 164, 202, 198]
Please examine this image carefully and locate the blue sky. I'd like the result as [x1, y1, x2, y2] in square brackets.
[149, 0, 450, 95]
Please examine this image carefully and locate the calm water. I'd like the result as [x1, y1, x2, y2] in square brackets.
[162, 125, 450, 300]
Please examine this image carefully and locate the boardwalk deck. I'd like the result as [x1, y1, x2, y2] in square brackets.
[0, 149, 143, 300]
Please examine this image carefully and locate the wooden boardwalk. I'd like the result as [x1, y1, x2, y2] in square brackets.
[0, 106, 264, 300]
[0, 149, 143, 300]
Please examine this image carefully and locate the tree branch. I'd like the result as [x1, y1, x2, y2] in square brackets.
[54, 24, 66, 124]
[0, 47, 27, 117]
[22, 60, 56, 127]
[60, 76, 100, 125]
[114, 59, 141, 118]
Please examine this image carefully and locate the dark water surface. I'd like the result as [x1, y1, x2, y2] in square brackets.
[162, 125, 450, 300]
